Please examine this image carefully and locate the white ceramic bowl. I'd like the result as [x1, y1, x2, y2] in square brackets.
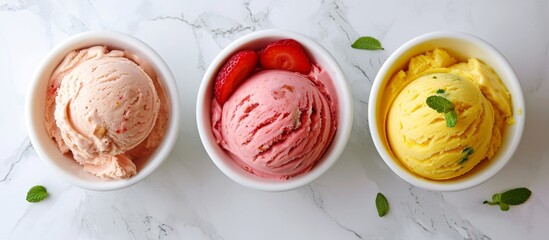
[369, 31, 525, 191]
[197, 29, 353, 191]
[26, 31, 180, 191]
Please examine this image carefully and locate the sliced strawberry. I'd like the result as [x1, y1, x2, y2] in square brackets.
[214, 50, 258, 104]
[259, 39, 311, 74]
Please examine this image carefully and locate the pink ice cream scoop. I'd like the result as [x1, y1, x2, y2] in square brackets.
[212, 68, 336, 180]
[45, 46, 168, 179]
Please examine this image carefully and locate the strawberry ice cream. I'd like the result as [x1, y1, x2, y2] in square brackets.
[211, 65, 337, 180]
[45, 46, 168, 179]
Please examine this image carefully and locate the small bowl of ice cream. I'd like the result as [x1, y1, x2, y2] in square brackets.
[197, 29, 353, 191]
[369, 31, 525, 191]
[26, 31, 180, 191]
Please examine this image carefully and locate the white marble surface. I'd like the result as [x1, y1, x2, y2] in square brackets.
[1, 0, 548, 239]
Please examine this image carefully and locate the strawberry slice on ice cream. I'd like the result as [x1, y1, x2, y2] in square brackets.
[259, 39, 311, 74]
[214, 50, 258, 104]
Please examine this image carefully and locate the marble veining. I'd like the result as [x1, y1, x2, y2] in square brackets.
[303, 185, 364, 239]
[1, 138, 32, 184]
[1, 0, 549, 239]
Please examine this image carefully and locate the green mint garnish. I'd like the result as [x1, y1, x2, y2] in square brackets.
[352, 36, 384, 50]
[445, 110, 457, 127]
[375, 192, 389, 217]
[433, 76, 438, 79]
[463, 147, 474, 155]
[459, 147, 474, 164]
[499, 203, 510, 211]
[426, 95, 457, 127]
[483, 187, 531, 211]
[426, 95, 454, 113]
[500, 188, 533, 205]
[436, 89, 445, 94]
[26, 185, 48, 203]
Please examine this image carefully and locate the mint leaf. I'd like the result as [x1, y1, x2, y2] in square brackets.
[500, 188, 531, 205]
[436, 89, 444, 94]
[26, 185, 48, 203]
[375, 192, 389, 217]
[352, 36, 384, 50]
[460, 147, 474, 163]
[500, 203, 510, 211]
[492, 193, 501, 203]
[426, 95, 458, 128]
[426, 95, 454, 113]
[483, 193, 501, 205]
[463, 147, 474, 156]
[483, 188, 531, 211]
[459, 156, 469, 164]
[444, 110, 457, 127]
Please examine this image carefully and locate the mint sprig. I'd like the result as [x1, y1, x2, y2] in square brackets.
[26, 185, 48, 203]
[375, 192, 389, 217]
[426, 95, 453, 113]
[483, 187, 531, 211]
[444, 111, 457, 128]
[459, 147, 474, 164]
[426, 95, 457, 127]
[352, 36, 384, 50]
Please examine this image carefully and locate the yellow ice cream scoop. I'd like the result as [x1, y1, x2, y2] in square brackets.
[387, 73, 495, 179]
[384, 48, 512, 180]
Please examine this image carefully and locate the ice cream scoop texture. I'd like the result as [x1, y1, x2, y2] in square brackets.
[212, 67, 336, 180]
[45, 46, 168, 179]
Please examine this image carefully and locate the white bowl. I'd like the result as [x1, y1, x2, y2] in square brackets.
[197, 29, 353, 191]
[369, 31, 525, 191]
[26, 31, 180, 191]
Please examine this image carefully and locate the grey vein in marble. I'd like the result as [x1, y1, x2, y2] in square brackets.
[1, 138, 32, 183]
[149, 13, 206, 70]
[149, 0, 271, 72]
[351, 63, 371, 82]
[243, 1, 268, 26]
[323, 0, 353, 43]
[443, 215, 491, 240]
[122, 216, 139, 240]
[317, 0, 386, 87]
[183, 216, 225, 240]
[405, 187, 491, 240]
[144, 215, 175, 240]
[303, 185, 364, 240]
[0, 0, 23, 12]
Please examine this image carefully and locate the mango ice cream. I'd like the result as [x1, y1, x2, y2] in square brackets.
[382, 49, 513, 180]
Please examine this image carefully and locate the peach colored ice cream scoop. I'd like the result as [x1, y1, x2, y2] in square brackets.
[55, 56, 159, 152]
[212, 68, 336, 179]
[45, 46, 167, 179]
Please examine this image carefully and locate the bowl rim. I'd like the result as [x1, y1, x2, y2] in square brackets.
[26, 30, 181, 191]
[196, 29, 353, 191]
[368, 31, 526, 191]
